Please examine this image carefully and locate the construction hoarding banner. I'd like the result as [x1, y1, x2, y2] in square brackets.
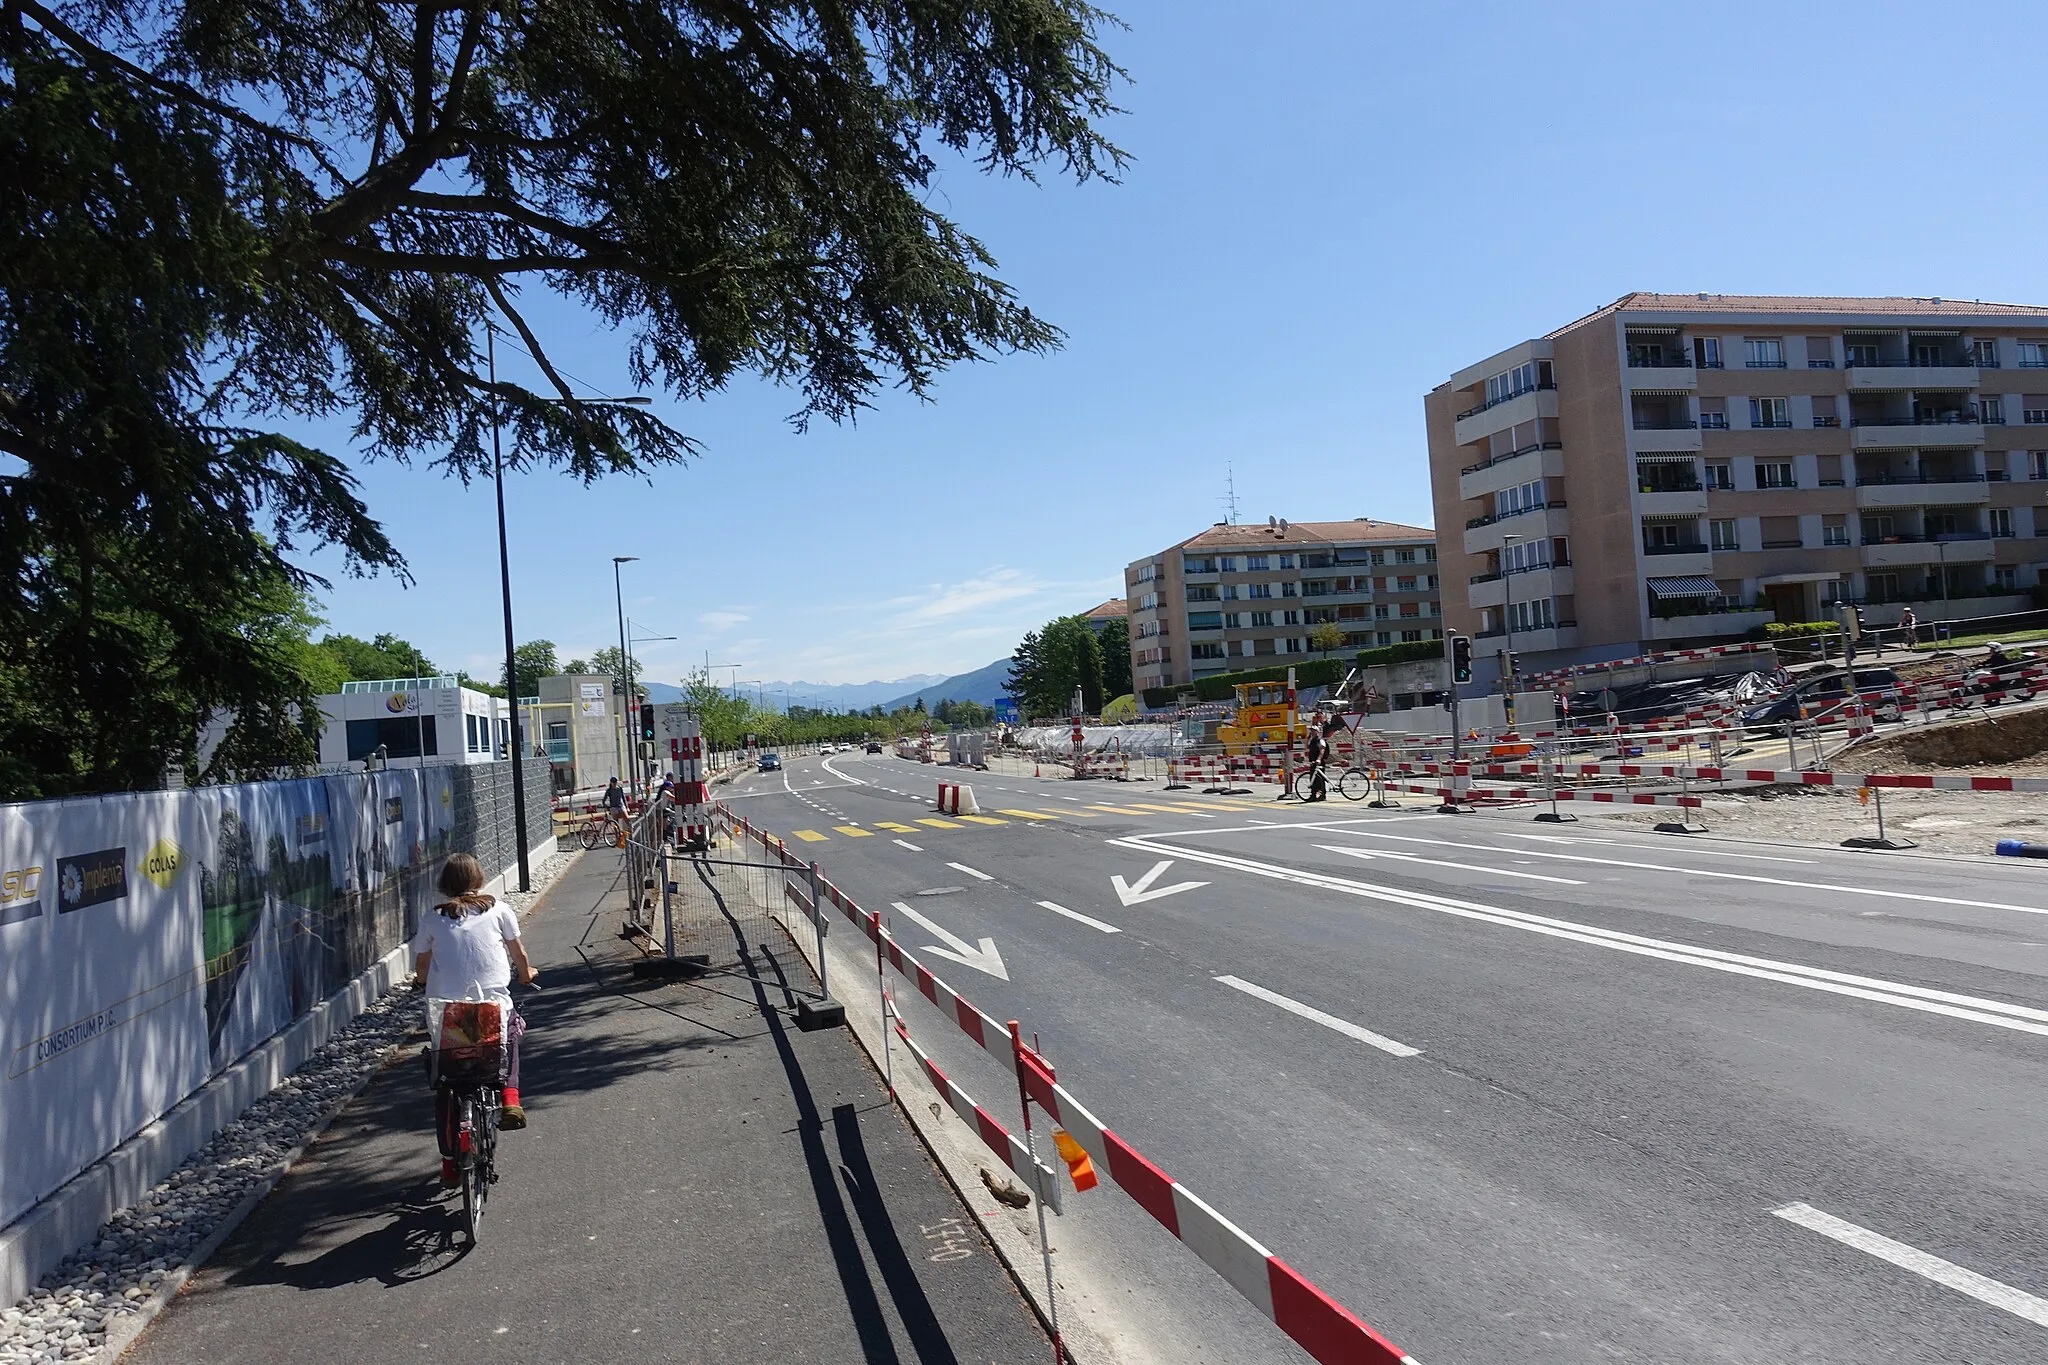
[0, 767, 459, 1228]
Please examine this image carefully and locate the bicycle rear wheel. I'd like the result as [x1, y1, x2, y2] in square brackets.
[460, 1096, 491, 1242]
[1337, 766, 1376, 802]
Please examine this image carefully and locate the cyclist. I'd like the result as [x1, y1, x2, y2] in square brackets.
[414, 853, 539, 1186]
[1302, 715, 1332, 802]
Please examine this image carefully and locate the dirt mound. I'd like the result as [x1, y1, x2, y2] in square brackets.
[1845, 706, 2048, 772]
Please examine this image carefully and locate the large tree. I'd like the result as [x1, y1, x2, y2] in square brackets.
[1098, 615, 1131, 698]
[0, 0, 1125, 795]
[502, 638, 558, 698]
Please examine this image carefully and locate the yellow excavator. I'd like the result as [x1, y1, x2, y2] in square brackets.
[1216, 680, 1298, 753]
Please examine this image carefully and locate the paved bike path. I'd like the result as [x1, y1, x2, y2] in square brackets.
[123, 849, 1049, 1365]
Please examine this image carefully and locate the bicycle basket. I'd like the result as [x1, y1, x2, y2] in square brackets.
[430, 999, 509, 1087]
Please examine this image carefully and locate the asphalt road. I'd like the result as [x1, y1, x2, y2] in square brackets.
[716, 747, 2048, 1364]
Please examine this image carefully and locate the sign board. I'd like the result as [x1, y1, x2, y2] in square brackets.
[580, 682, 605, 699]
[993, 696, 1019, 724]
[580, 700, 607, 718]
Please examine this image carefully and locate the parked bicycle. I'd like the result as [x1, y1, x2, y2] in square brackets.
[579, 809, 629, 850]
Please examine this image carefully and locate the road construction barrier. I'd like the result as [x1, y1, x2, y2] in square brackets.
[713, 802, 1419, 1365]
[1522, 639, 1776, 690]
[936, 781, 979, 815]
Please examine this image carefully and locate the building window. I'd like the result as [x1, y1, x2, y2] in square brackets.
[1185, 585, 1217, 602]
[1219, 557, 1237, 572]
[1756, 461, 1795, 489]
[1846, 342, 1880, 367]
[1812, 396, 1840, 428]
[1283, 609, 1301, 625]
[1393, 548, 1415, 564]
[1187, 611, 1222, 629]
[1183, 556, 1216, 574]
[1983, 396, 2006, 424]
[2026, 397, 2048, 424]
[1745, 338, 1786, 368]
[1278, 554, 1295, 569]
[1399, 630, 1422, 643]
[1693, 337, 1722, 368]
[1996, 565, 2019, 590]
[1484, 360, 1550, 405]
[1250, 610, 1274, 627]
[2032, 451, 2048, 480]
[1991, 508, 2014, 538]
[1974, 338, 2001, 367]
[1706, 462, 1734, 490]
[1247, 582, 1272, 598]
[1644, 522, 1682, 550]
[1281, 581, 1298, 597]
[1219, 584, 1239, 600]
[1190, 642, 1226, 660]
[2020, 342, 2048, 369]
[1246, 555, 1268, 570]
[1822, 517, 1849, 547]
[1396, 575, 1418, 590]
[1750, 397, 1791, 429]
[1806, 337, 1836, 368]
[1911, 341, 1944, 367]
[1223, 612, 1243, 628]
[1710, 519, 1740, 550]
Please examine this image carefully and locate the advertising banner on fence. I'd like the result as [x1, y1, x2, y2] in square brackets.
[0, 767, 456, 1228]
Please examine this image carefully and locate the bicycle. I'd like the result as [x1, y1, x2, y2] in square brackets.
[427, 996, 525, 1244]
[579, 809, 628, 850]
[1289, 761, 1332, 803]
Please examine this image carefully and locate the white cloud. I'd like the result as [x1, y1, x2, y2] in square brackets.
[699, 607, 751, 631]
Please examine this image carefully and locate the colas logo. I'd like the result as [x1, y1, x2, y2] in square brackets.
[386, 692, 411, 713]
[141, 838, 186, 890]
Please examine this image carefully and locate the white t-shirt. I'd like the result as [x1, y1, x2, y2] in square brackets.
[416, 901, 522, 1002]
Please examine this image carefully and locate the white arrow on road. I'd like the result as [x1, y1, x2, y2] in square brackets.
[1111, 860, 1209, 906]
[889, 901, 1009, 980]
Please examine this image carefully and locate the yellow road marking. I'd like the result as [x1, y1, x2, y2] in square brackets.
[1086, 804, 1142, 814]
[956, 814, 1008, 826]
[792, 829, 830, 842]
[916, 818, 962, 829]
[833, 826, 873, 838]
[997, 809, 1058, 821]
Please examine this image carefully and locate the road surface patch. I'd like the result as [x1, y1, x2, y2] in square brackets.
[1773, 1203, 2048, 1327]
[1214, 975, 1421, 1058]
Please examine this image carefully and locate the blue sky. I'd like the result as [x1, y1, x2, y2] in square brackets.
[308, 0, 2048, 692]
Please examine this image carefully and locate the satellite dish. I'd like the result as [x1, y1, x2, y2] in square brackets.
[1279, 518, 1289, 533]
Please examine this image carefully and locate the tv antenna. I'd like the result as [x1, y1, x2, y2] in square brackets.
[1221, 463, 1241, 524]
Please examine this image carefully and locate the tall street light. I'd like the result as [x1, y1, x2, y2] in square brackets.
[613, 556, 639, 795]
[629, 620, 677, 775]
[490, 327, 649, 889]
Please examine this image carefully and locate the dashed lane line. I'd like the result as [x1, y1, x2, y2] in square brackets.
[1214, 974, 1421, 1058]
[1773, 1203, 2048, 1328]
[947, 863, 994, 881]
[1035, 900, 1121, 933]
[893, 839, 924, 852]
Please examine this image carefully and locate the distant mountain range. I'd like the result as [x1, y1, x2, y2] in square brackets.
[642, 673, 947, 711]
[879, 658, 1010, 712]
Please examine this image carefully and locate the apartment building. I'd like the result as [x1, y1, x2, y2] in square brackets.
[1124, 518, 1440, 694]
[1425, 293, 2048, 674]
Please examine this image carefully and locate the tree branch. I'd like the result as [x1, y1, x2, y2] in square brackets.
[394, 191, 618, 252]
[326, 245, 628, 274]
[12, 0, 319, 152]
[484, 278, 576, 404]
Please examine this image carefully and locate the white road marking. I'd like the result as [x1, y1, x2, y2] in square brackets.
[1108, 835, 2048, 1038]
[888, 901, 1008, 980]
[893, 839, 924, 851]
[1035, 900, 1121, 933]
[1491, 829, 1813, 863]
[820, 755, 868, 787]
[947, 862, 993, 881]
[1325, 828, 2048, 917]
[1772, 1203, 2048, 1328]
[1320, 845, 1585, 885]
[1214, 975, 1420, 1057]
[1111, 861, 1209, 906]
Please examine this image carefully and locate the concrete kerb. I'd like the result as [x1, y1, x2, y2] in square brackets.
[734, 859, 1149, 1365]
[0, 943, 412, 1313]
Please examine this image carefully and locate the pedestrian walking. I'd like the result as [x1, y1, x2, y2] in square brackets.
[1898, 606, 1918, 651]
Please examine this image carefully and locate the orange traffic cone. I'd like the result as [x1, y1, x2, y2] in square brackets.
[1034, 763, 1040, 777]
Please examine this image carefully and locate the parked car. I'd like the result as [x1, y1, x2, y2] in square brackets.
[758, 752, 782, 772]
[1739, 668, 1902, 730]
[865, 741, 883, 754]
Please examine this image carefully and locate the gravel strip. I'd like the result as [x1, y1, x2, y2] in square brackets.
[0, 848, 577, 1365]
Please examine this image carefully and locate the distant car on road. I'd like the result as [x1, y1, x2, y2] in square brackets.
[865, 741, 883, 754]
[1739, 668, 1901, 731]
[758, 752, 782, 772]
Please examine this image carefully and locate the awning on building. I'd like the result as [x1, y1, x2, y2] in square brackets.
[1632, 451, 1697, 462]
[1646, 576, 1722, 599]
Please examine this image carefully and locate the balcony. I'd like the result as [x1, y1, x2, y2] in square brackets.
[1647, 605, 1777, 641]
[1861, 534, 1994, 568]
[1627, 357, 1698, 388]
[1639, 541, 1712, 575]
[1628, 419, 1704, 453]
[1484, 623, 1579, 653]
[1468, 562, 1574, 610]
[1464, 502, 1570, 555]
[1846, 360, 1982, 391]
[1454, 383, 1558, 447]
[1637, 486, 1709, 516]
[1855, 473, 1990, 508]
[1850, 416, 1985, 449]
[1458, 440, 1565, 500]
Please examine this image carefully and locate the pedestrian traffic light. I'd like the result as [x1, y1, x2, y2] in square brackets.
[640, 711, 657, 742]
[1450, 634, 1472, 683]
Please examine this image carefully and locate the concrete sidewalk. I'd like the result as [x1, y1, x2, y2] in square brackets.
[123, 849, 1049, 1365]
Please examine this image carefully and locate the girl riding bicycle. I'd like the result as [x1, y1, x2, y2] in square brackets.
[414, 854, 539, 1185]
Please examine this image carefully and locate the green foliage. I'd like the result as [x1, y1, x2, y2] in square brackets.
[1102, 693, 1137, 723]
[586, 646, 645, 698]
[1098, 616, 1132, 698]
[315, 632, 436, 682]
[933, 698, 993, 728]
[1007, 614, 1106, 719]
[1188, 657, 1346, 702]
[1763, 621, 1843, 638]
[503, 639, 559, 697]
[1, 0, 1126, 794]
[1308, 621, 1348, 655]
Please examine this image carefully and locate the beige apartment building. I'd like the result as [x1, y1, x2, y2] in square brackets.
[1425, 293, 2048, 675]
[1125, 518, 1440, 694]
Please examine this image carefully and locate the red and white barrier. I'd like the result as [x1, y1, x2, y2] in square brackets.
[668, 722, 709, 848]
[935, 781, 979, 815]
[891, 1015, 1064, 1211]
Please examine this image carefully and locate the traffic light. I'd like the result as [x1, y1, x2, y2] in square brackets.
[640, 709, 657, 742]
[1450, 634, 1472, 683]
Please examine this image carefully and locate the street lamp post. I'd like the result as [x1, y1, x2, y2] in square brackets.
[629, 622, 676, 782]
[488, 328, 531, 890]
[613, 556, 638, 795]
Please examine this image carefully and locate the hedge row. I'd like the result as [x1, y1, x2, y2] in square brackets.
[1141, 642, 1446, 709]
